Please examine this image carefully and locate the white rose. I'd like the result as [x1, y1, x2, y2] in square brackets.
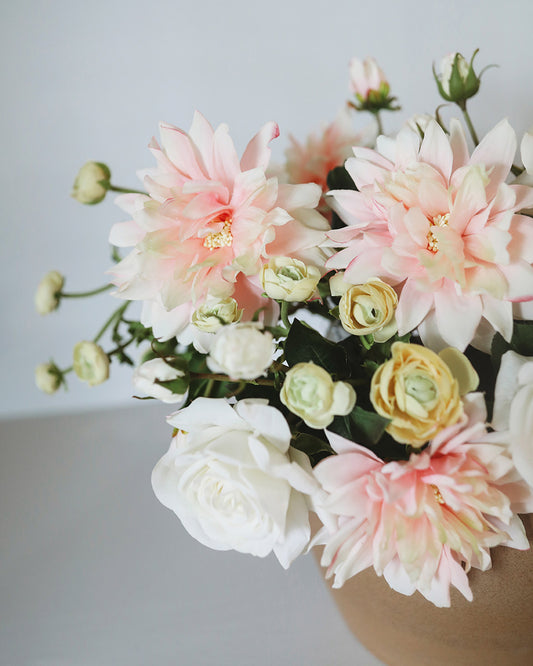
[132, 358, 189, 405]
[261, 257, 321, 302]
[35, 270, 64, 315]
[191, 297, 243, 333]
[492, 350, 533, 488]
[280, 362, 356, 429]
[207, 323, 274, 380]
[72, 341, 110, 386]
[71, 161, 110, 204]
[152, 398, 319, 568]
[35, 362, 61, 394]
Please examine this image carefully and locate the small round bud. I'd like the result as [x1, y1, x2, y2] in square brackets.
[73, 341, 110, 386]
[261, 257, 321, 302]
[434, 51, 482, 104]
[280, 362, 356, 429]
[35, 362, 62, 394]
[349, 57, 397, 112]
[35, 270, 64, 315]
[72, 161, 111, 204]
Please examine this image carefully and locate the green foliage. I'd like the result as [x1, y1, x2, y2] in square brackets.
[284, 319, 348, 376]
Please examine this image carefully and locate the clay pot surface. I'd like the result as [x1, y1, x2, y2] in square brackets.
[313, 514, 533, 666]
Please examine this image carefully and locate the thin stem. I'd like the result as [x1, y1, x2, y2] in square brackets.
[93, 302, 129, 344]
[460, 104, 479, 146]
[204, 379, 215, 397]
[108, 184, 147, 195]
[192, 372, 275, 387]
[61, 284, 112, 299]
[279, 301, 292, 331]
[107, 335, 136, 357]
[372, 111, 384, 137]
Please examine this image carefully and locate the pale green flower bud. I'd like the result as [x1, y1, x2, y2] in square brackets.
[73, 341, 110, 386]
[35, 270, 64, 315]
[261, 257, 321, 302]
[280, 362, 356, 429]
[191, 298, 243, 333]
[434, 51, 482, 104]
[35, 362, 62, 394]
[72, 161, 111, 204]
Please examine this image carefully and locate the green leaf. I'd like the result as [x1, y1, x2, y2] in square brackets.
[349, 406, 390, 447]
[327, 166, 357, 192]
[284, 319, 348, 375]
[155, 374, 190, 395]
[491, 320, 533, 374]
[291, 432, 335, 463]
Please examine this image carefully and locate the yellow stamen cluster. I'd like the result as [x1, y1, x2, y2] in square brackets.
[431, 484, 446, 505]
[426, 213, 450, 253]
[203, 219, 233, 250]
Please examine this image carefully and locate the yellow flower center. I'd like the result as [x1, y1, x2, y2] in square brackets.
[203, 217, 233, 250]
[427, 213, 450, 253]
[431, 484, 446, 505]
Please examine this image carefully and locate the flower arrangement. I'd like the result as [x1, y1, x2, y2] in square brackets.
[36, 51, 533, 608]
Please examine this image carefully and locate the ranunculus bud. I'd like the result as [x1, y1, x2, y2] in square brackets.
[207, 323, 274, 380]
[370, 342, 463, 446]
[132, 358, 189, 405]
[433, 51, 481, 104]
[191, 297, 243, 333]
[72, 341, 110, 386]
[349, 56, 396, 112]
[331, 274, 397, 342]
[71, 161, 111, 204]
[261, 257, 321, 302]
[35, 362, 62, 394]
[35, 270, 64, 315]
[280, 362, 356, 429]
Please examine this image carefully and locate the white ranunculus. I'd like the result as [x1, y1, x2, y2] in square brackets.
[132, 358, 188, 405]
[191, 297, 243, 333]
[261, 257, 321, 302]
[280, 362, 356, 429]
[492, 350, 533, 488]
[72, 341, 110, 386]
[35, 270, 64, 315]
[35, 362, 61, 394]
[71, 161, 110, 204]
[152, 398, 320, 568]
[207, 323, 274, 380]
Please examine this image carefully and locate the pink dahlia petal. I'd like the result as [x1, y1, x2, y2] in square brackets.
[418, 120, 453, 182]
[395, 280, 434, 335]
[240, 121, 279, 172]
[469, 119, 517, 200]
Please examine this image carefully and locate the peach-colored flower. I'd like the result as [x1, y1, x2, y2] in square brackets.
[327, 119, 533, 351]
[284, 108, 373, 212]
[313, 394, 533, 607]
[109, 112, 330, 340]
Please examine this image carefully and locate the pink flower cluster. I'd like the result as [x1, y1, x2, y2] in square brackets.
[328, 119, 533, 351]
[313, 396, 533, 607]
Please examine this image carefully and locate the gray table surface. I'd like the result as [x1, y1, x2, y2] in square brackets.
[1, 403, 383, 665]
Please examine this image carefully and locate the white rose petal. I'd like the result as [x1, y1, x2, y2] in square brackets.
[132, 358, 188, 405]
[207, 323, 274, 380]
[152, 398, 320, 568]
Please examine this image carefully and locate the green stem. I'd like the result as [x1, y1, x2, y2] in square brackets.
[192, 372, 275, 387]
[93, 302, 129, 344]
[372, 111, 384, 137]
[61, 284, 112, 299]
[460, 104, 479, 146]
[279, 301, 292, 331]
[107, 336, 136, 358]
[204, 379, 215, 397]
[108, 184, 147, 195]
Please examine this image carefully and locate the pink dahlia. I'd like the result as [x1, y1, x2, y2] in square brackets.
[327, 119, 533, 351]
[109, 112, 330, 340]
[284, 108, 373, 213]
[313, 394, 533, 607]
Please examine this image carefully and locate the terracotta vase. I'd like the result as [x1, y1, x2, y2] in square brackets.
[313, 514, 533, 666]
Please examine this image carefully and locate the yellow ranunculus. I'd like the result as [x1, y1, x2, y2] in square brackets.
[370, 342, 463, 446]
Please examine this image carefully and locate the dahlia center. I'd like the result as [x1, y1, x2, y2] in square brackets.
[426, 213, 450, 253]
[430, 484, 446, 505]
[203, 215, 233, 250]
